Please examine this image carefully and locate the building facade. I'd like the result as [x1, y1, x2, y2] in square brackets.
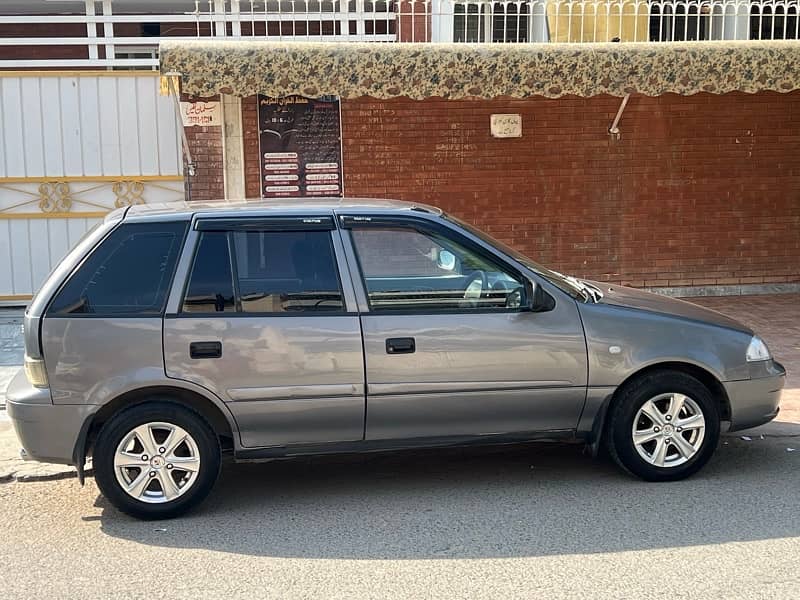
[1, 0, 799, 303]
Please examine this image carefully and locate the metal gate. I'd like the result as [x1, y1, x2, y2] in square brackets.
[0, 71, 184, 305]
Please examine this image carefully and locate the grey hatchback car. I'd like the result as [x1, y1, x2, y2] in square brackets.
[8, 199, 785, 519]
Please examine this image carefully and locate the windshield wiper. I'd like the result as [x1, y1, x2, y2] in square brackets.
[550, 271, 603, 303]
[579, 281, 605, 303]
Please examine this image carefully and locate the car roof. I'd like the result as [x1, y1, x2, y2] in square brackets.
[123, 197, 443, 221]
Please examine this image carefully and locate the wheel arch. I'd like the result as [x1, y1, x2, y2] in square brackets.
[588, 361, 730, 455]
[76, 385, 237, 481]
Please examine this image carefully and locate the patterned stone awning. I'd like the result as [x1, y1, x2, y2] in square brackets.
[160, 40, 800, 100]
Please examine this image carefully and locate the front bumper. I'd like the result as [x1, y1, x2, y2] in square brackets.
[724, 359, 786, 432]
[5, 369, 93, 465]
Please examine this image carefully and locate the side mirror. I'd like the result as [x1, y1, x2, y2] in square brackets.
[525, 279, 555, 312]
[437, 249, 457, 271]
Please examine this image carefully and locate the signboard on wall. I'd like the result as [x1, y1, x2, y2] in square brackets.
[179, 101, 221, 127]
[257, 95, 343, 198]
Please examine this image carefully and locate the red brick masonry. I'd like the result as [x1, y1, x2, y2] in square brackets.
[242, 91, 800, 288]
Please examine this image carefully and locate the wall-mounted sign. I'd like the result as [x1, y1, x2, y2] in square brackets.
[258, 95, 343, 198]
[490, 114, 522, 138]
[179, 101, 221, 127]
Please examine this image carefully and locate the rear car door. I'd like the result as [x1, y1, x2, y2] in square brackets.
[339, 214, 588, 441]
[163, 216, 365, 448]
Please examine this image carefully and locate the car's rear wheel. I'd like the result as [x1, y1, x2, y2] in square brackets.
[93, 401, 221, 519]
[606, 371, 720, 481]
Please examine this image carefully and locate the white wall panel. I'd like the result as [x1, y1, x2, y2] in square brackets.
[47, 219, 70, 268]
[117, 77, 142, 176]
[67, 218, 89, 248]
[9, 220, 32, 294]
[78, 77, 103, 175]
[97, 77, 122, 175]
[0, 222, 12, 293]
[0, 73, 185, 301]
[20, 78, 45, 178]
[1, 78, 25, 177]
[28, 219, 52, 287]
[156, 84, 181, 175]
[40, 77, 65, 177]
[0, 84, 5, 179]
[136, 76, 160, 175]
[78, 77, 102, 175]
[60, 77, 83, 176]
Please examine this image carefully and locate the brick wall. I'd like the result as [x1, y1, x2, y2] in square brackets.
[242, 95, 262, 198]
[335, 92, 800, 288]
[183, 95, 224, 202]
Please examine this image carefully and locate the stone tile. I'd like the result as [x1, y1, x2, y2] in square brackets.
[691, 294, 800, 389]
[0, 316, 24, 367]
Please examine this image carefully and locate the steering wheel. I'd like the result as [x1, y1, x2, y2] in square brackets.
[463, 270, 487, 303]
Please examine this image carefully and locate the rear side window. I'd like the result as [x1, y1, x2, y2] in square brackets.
[181, 229, 344, 314]
[182, 232, 236, 313]
[48, 221, 187, 316]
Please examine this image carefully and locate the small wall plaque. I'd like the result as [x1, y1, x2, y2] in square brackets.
[490, 114, 522, 138]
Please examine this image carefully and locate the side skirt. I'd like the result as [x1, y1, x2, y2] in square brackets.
[234, 429, 579, 462]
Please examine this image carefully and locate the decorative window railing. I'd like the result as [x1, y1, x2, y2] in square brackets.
[0, 0, 798, 69]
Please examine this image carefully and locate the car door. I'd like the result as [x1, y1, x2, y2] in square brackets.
[163, 215, 365, 448]
[339, 214, 588, 441]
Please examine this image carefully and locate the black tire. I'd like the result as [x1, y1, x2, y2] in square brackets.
[605, 370, 720, 481]
[93, 400, 221, 520]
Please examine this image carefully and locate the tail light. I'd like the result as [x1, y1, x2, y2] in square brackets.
[23, 355, 49, 388]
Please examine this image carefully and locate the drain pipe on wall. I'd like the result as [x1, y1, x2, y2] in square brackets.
[166, 73, 197, 200]
[608, 93, 631, 139]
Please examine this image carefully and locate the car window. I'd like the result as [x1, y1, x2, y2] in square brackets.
[182, 232, 236, 313]
[350, 225, 525, 312]
[231, 230, 344, 313]
[47, 221, 186, 316]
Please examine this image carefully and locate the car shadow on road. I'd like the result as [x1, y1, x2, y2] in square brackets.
[96, 430, 800, 559]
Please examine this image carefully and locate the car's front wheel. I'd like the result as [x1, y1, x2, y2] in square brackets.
[606, 371, 720, 481]
[93, 401, 221, 519]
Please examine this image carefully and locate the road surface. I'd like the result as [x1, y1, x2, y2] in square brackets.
[0, 432, 798, 599]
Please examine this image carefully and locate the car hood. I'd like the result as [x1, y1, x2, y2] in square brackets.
[585, 282, 753, 334]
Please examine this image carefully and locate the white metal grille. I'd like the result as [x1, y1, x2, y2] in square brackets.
[0, 0, 798, 69]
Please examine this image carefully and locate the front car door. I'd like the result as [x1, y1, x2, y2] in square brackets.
[163, 215, 365, 448]
[339, 213, 588, 442]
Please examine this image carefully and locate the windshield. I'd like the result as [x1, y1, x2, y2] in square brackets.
[444, 214, 586, 300]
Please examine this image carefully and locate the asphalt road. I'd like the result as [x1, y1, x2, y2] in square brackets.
[1, 432, 799, 599]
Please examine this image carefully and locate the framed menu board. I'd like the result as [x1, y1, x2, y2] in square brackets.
[257, 95, 343, 198]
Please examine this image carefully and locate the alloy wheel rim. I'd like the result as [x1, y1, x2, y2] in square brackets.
[632, 393, 706, 468]
[113, 422, 201, 504]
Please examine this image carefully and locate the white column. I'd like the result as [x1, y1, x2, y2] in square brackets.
[221, 95, 246, 200]
[102, 0, 115, 68]
[85, 0, 98, 61]
[213, 0, 228, 37]
[230, 0, 242, 37]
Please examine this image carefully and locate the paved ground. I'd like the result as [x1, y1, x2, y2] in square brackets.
[0, 295, 797, 598]
[0, 309, 24, 408]
[0, 434, 798, 599]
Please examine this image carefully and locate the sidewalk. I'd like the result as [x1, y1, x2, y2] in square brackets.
[0, 308, 24, 408]
[693, 294, 800, 424]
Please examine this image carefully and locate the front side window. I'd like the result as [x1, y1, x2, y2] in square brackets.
[48, 221, 187, 316]
[181, 229, 344, 314]
[350, 224, 525, 312]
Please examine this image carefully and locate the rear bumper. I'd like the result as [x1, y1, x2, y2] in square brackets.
[5, 369, 93, 465]
[724, 360, 786, 432]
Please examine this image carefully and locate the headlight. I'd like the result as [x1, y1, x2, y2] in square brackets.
[746, 336, 771, 362]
